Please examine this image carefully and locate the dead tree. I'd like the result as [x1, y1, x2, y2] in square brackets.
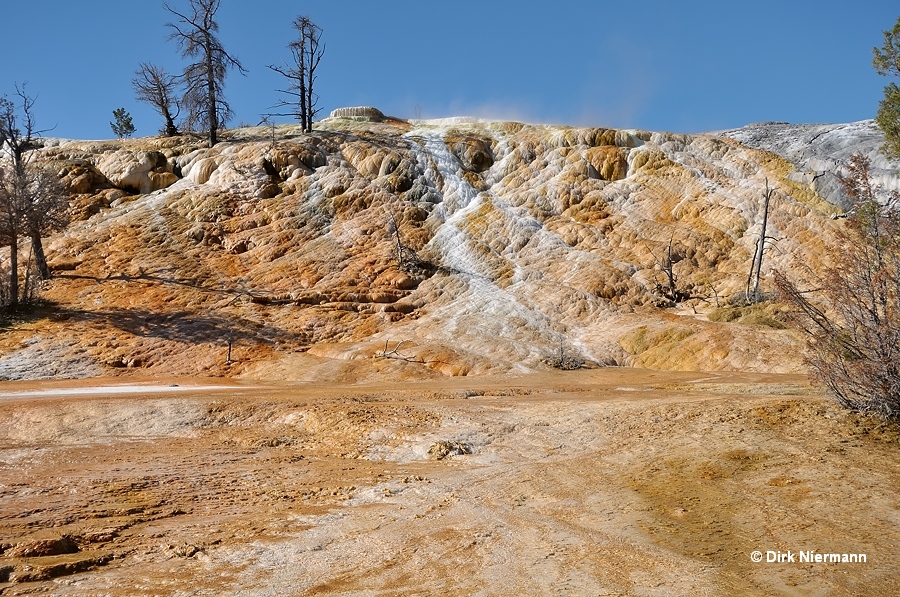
[375, 340, 417, 361]
[387, 212, 405, 267]
[660, 237, 679, 301]
[0, 102, 21, 306]
[651, 236, 690, 303]
[21, 168, 69, 281]
[746, 179, 775, 303]
[386, 211, 433, 276]
[132, 63, 181, 136]
[165, 0, 246, 146]
[0, 86, 66, 307]
[542, 339, 585, 370]
[267, 15, 324, 133]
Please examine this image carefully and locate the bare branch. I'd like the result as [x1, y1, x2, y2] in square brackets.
[164, 0, 246, 146]
[777, 154, 900, 420]
[374, 339, 449, 366]
[133, 63, 181, 136]
[267, 15, 324, 132]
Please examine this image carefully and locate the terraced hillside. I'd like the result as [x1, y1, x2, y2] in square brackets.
[1, 113, 892, 381]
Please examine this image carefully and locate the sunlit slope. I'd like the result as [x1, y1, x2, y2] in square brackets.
[2, 114, 868, 380]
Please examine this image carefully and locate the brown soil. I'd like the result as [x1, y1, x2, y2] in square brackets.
[1, 369, 898, 596]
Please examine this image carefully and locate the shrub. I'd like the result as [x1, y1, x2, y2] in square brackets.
[543, 342, 585, 370]
[776, 154, 900, 420]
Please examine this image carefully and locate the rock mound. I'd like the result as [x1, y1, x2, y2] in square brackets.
[328, 106, 386, 122]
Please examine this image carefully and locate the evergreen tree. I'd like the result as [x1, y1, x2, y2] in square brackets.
[110, 107, 136, 139]
[873, 16, 900, 159]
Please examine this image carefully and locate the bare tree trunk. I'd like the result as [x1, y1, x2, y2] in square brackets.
[301, 17, 323, 133]
[746, 179, 773, 302]
[8, 237, 18, 311]
[305, 79, 314, 133]
[206, 37, 218, 147]
[22, 247, 33, 304]
[665, 238, 677, 300]
[299, 60, 308, 132]
[31, 234, 51, 280]
[164, 111, 178, 137]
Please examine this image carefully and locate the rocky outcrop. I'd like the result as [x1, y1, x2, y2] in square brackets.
[585, 146, 628, 181]
[5, 536, 79, 558]
[446, 134, 494, 173]
[96, 149, 178, 194]
[265, 142, 327, 179]
[58, 161, 110, 195]
[716, 120, 900, 209]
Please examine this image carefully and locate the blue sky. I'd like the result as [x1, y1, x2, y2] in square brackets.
[3, 1, 898, 139]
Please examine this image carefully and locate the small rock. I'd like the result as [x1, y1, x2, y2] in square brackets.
[428, 441, 473, 460]
[6, 536, 79, 558]
[170, 543, 203, 558]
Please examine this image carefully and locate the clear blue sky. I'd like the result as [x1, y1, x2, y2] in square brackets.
[3, 1, 898, 140]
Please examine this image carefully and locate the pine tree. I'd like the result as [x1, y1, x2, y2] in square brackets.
[873, 16, 900, 159]
[110, 108, 136, 139]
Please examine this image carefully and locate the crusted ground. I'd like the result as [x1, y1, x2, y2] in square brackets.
[1, 370, 898, 596]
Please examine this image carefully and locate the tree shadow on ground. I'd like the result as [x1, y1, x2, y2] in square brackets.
[53, 305, 306, 348]
[0, 300, 61, 332]
[54, 272, 240, 298]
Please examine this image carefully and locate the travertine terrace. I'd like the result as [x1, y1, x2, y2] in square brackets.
[3, 115, 885, 380]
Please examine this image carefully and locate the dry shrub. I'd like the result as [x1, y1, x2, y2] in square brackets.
[776, 154, 900, 420]
[542, 342, 585, 370]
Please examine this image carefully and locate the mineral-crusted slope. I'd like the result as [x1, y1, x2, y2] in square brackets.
[2, 115, 894, 380]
